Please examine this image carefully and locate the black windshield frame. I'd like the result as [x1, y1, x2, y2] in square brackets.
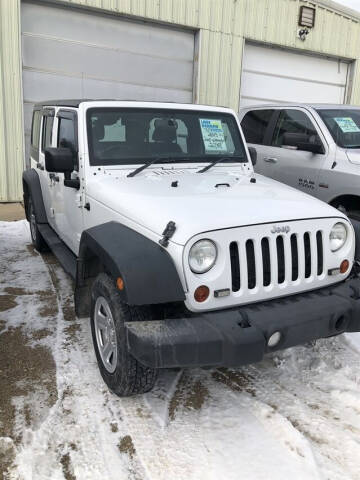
[86, 107, 247, 166]
[316, 108, 360, 149]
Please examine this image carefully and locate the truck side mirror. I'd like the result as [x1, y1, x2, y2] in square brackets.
[45, 147, 75, 174]
[296, 142, 325, 154]
[282, 133, 325, 154]
[248, 146, 257, 165]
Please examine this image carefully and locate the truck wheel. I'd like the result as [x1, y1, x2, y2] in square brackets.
[28, 198, 48, 252]
[90, 273, 158, 396]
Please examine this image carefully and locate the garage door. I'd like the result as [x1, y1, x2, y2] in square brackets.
[21, 1, 195, 161]
[240, 43, 350, 108]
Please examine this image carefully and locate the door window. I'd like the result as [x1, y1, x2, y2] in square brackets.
[241, 110, 274, 144]
[31, 110, 41, 149]
[58, 117, 77, 151]
[41, 116, 54, 152]
[272, 109, 321, 148]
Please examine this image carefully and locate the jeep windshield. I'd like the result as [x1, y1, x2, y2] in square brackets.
[317, 108, 360, 149]
[86, 108, 247, 166]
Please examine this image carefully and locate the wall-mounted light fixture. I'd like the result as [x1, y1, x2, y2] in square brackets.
[298, 27, 310, 41]
[299, 6, 316, 28]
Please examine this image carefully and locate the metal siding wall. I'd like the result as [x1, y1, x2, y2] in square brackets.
[1, 0, 360, 201]
[0, 0, 24, 202]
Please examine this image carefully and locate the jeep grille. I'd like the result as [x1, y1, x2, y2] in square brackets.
[184, 219, 353, 312]
[229, 231, 324, 291]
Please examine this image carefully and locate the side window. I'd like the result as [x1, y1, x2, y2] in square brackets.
[31, 110, 41, 149]
[41, 116, 54, 152]
[58, 117, 77, 151]
[241, 110, 274, 144]
[272, 109, 321, 147]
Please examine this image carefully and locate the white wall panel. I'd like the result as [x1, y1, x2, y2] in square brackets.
[21, 1, 194, 167]
[240, 43, 349, 107]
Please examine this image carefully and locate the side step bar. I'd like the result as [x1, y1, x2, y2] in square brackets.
[37, 224, 77, 279]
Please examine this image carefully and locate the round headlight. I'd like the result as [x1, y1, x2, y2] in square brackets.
[189, 239, 217, 273]
[329, 222, 347, 252]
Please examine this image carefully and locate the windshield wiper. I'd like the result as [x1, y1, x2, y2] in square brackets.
[127, 156, 187, 178]
[197, 156, 246, 174]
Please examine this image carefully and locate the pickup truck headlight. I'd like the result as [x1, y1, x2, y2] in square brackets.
[189, 239, 217, 273]
[329, 222, 347, 251]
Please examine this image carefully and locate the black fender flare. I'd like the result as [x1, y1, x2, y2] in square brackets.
[75, 222, 185, 312]
[350, 217, 360, 262]
[22, 169, 47, 223]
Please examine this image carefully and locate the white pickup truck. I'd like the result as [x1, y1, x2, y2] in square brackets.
[23, 100, 360, 397]
[239, 104, 360, 218]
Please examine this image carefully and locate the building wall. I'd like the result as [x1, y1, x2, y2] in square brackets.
[1, 0, 360, 201]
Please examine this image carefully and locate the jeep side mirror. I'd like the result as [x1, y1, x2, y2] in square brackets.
[45, 148, 80, 189]
[45, 147, 75, 174]
[248, 146, 257, 165]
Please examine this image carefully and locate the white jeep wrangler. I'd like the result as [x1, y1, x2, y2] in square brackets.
[23, 100, 360, 397]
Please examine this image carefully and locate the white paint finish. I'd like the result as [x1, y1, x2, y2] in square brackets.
[240, 43, 350, 107]
[84, 167, 345, 246]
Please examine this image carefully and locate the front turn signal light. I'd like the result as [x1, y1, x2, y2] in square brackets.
[116, 277, 124, 290]
[194, 285, 210, 303]
[340, 259, 350, 274]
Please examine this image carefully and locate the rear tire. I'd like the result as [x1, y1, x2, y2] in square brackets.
[90, 273, 158, 396]
[28, 198, 48, 252]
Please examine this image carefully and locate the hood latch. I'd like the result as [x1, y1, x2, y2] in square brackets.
[159, 221, 176, 248]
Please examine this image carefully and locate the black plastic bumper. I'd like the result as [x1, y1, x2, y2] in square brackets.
[125, 277, 360, 369]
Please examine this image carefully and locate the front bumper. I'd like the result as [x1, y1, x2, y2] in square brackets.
[125, 277, 360, 369]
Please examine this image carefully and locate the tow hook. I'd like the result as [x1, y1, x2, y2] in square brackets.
[159, 221, 176, 248]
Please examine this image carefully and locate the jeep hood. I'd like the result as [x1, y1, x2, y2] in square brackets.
[87, 169, 344, 245]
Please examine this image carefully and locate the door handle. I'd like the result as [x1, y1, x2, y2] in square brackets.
[264, 157, 278, 164]
[37, 162, 44, 170]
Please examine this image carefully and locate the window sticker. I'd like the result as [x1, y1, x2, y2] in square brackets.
[334, 117, 360, 133]
[199, 119, 227, 152]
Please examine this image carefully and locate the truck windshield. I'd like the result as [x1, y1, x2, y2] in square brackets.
[316, 109, 360, 149]
[86, 108, 247, 166]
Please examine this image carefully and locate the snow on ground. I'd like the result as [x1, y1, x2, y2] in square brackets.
[1, 220, 360, 480]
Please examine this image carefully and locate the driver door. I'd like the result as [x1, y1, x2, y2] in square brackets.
[51, 109, 83, 254]
[259, 108, 327, 197]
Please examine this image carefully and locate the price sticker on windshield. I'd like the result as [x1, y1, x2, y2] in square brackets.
[334, 117, 360, 133]
[199, 119, 227, 152]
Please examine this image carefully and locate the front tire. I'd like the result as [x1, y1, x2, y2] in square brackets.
[90, 273, 158, 396]
[28, 198, 48, 252]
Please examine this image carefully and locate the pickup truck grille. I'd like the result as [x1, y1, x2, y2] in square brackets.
[229, 231, 324, 292]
